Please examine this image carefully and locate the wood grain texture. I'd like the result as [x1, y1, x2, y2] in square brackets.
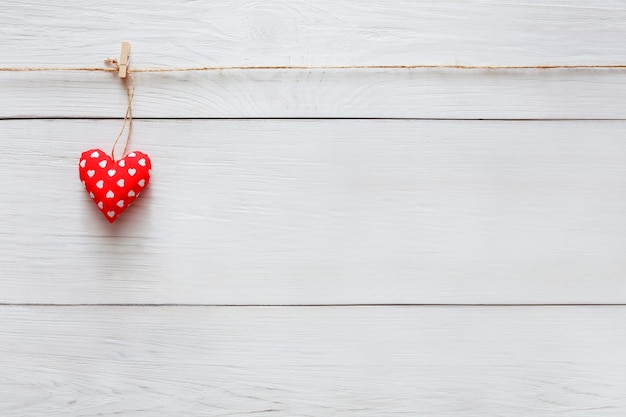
[1, 119, 625, 304]
[3, 1, 625, 414]
[3, 69, 626, 119]
[2, 0, 626, 119]
[1, 306, 625, 416]
[2, 0, 626, 67]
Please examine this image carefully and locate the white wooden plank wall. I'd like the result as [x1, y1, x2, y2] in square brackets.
[1, 1, 626, 415]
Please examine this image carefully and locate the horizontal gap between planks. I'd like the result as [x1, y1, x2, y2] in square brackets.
[1, 303, 626, 307]
[2, 117, 626, 122]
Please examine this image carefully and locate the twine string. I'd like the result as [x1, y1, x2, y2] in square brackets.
[105, 58, 135, 161]
[1, 64, 626, 72]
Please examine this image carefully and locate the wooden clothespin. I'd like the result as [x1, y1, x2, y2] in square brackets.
[118, 41, 131, 78]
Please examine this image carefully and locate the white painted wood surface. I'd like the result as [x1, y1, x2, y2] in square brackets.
[2, 119, 626, 304]
[3, 70, 626, 119]
[2, 0, 626, 67]
[2, 0, 626, 414]
[2, 306, 626, 416]
[3, 0, 626, 118]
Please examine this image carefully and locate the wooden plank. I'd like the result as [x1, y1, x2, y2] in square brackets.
[2, 69, 626, 119]
[2, 0, 626, 68]
[1, 306, 625, 416]
[1, 119, 625, 304]
[3, 0, 626, 119]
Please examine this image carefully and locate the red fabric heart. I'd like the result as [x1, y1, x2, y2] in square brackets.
[79, 149, 152, 223]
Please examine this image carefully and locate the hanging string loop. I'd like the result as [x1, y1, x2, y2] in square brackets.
[105, 58, 135, 161]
